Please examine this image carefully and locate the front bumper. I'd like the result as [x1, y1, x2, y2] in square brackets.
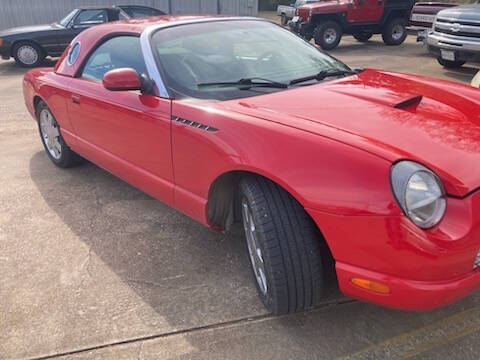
[407, 26, 431, 43]
[307, 189, 480, 311]
[336, 262, 480, 311]
[427, 32, 480, 63]
[289, 19, 313, 38]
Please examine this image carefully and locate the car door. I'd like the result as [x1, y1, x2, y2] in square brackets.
[67, 35, 174, 205]
[347, 0, 384, 23]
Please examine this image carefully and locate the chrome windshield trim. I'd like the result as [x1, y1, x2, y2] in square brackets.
[139, 17, 268, 99]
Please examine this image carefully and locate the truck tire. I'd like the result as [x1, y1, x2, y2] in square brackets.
[281, 13, 288, 26]
[437, 58, 466, 69]
[353, 32, 373, 42]
[239, 175, 325, 315]
[36, 101, 83, 168]
[13, 41, 45, 68]
[382, 18, 408, 46]
[314, 21, 343, 50]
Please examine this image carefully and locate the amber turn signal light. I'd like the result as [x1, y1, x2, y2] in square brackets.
[350, 278, 390, 294]
[0, 38, 3, 47]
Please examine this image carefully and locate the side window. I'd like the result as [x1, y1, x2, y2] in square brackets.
[82, 36, 147, 82]
[74, 10, 107, 28]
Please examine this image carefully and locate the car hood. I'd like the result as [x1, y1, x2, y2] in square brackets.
[221, 69, 480, 197]
[0, 23, 61, 37]
[437, 4, 480, 21]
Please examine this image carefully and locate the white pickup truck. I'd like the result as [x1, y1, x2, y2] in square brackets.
[277, 0, 318, 26]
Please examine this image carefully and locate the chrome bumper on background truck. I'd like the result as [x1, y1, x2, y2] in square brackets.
[428, 32, 480, 62]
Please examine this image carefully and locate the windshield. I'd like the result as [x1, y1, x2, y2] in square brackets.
[151, 20, 350, 100]
[60, 9, 79, 27]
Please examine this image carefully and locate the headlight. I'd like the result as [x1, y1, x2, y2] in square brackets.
[391, 161, 446, 229]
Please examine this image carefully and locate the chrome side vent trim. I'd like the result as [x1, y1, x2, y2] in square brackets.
[474, 251, 480, 270]
[172, 116, 218, 132]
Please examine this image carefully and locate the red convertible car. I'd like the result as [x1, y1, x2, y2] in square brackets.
[23, 16, 480, 314]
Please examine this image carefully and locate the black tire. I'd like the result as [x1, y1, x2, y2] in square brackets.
[36, 101, 83, 168]
[437, 58, 466, 69]
[239, 176, 325, 315]
[381, 18, 408, 46]
[314, 21, 343, 50]
[13, 41, 45, 68]
[281, 13, 288, 26]
[353, 32, 373, 42]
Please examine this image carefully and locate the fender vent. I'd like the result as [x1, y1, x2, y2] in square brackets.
[172, 116, 218, 132]
[474, 251, 480, 269]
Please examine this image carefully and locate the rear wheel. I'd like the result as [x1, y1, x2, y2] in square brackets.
[437, 58, 466, 69]
[281, 13, 288, 26]
[13, 41, 45, 67]
[353, 32, 373, 42]
[314, 21, 343, 50]
[382, 18, 408, 46]
[239, 176, 325, 315]
[36, 101, 83, 168]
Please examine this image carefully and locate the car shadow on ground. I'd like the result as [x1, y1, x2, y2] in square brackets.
[28, 150, 344, 322]
[28, 149, 480, 356]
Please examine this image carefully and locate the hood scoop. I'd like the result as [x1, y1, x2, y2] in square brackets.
[328, 86, 424, 112]
[393, 95, 423, 111]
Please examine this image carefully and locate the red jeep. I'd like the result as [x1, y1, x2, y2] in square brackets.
[290, 0, 416, 50]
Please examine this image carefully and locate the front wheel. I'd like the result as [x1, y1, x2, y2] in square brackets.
[239, 176, 325, 315]
[314, 21, 343, 50]
[382, 18, 408, 46]
[13, 42, 45, 67]
[281, 14, 288, 26]
[437, 58, 466, 69]
[36, 101, 83, 168]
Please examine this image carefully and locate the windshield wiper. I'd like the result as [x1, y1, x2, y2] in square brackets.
[289, 69, 361, 86]
[197, 77, 288, 89]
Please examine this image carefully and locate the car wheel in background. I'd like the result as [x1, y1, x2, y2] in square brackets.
[239, 175, 325, 315]
[13, 41, 45, 68]
[382, 18, 408, 46]
[314, 21, 343, 50]
[281, 13, 288, 26]
[36, 101, 83, 168]
[353, 32, 373, 42]
[437, 58, 466, 69]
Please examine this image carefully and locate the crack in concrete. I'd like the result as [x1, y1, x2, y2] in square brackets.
[28, 299, 357, 360]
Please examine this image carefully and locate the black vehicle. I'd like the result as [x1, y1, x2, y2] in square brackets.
[0, 5, 165, 67]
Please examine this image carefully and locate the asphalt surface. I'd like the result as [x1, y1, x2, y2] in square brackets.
[1, 28, 480, 360]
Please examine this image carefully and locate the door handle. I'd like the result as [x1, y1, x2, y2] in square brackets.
[71, 95, 80, 104]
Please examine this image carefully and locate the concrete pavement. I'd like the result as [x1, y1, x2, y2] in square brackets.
[1, 33, 480, 360]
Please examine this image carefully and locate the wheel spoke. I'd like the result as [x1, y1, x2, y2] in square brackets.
[242, 199, 268, 295]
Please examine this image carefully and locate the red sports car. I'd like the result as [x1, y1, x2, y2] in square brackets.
[23, 16, 480, 314]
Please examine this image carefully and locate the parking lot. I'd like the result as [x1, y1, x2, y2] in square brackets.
[1, 18, 480, 359]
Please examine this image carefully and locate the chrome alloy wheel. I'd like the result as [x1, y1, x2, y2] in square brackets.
[242, 199, 268, 295]
[39, 109, 62, 160]
[323, 28, 338, 45]
[17, 45, 39, 66]
[391, 24, 405, 41]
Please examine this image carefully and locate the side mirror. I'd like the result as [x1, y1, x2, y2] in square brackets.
[103, 68, 143, 92]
